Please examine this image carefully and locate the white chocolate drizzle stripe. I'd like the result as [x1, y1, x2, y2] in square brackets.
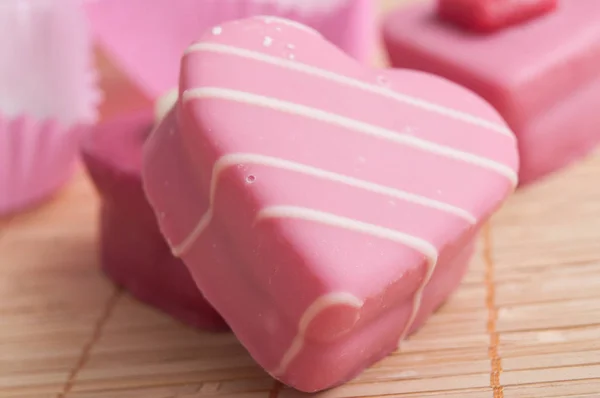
[182, 88, 519, 185]
[154, 88, 178, 124]
[173, 209, 213, 257]
[171, 152, 476, 256]
[255, 16, 320, 35]
[256, 206, 438, 260]
[272, 292, 363, 376]
[256, 205, 438, 375]
[184, 43, 514, 137]
[397, 257, 436, 346]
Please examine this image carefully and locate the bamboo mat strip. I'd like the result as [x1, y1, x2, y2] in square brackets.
[2, 153, 600, 397]
[483, 225, 503, 398]
[56, 287, 123, 398]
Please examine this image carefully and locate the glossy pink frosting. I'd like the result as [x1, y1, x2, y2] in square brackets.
[142, 17, 518, 392]
[383, 0, 600, 185]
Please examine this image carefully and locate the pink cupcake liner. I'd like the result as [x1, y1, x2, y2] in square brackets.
[0, 0, 102, 215]
[84, 0, 375, 99]
[0, 115, 87, 215]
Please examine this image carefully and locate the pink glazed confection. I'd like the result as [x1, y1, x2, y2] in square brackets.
[81, 110, 226, 331]
[383, 0, 600, 186]
[142, 17, 518, 392]
[84, 0, 375, 99]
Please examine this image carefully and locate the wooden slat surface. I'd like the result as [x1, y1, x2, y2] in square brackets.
[2, 1, 600, 397]
[3, 154, 600, 398]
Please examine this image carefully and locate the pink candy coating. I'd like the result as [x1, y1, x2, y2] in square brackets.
[142, 17, 518, 392]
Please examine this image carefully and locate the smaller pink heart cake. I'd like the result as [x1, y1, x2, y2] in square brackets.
[0, 0, 100, 214]
[81, 110, 227, 331]
[142, 17, 519, 392]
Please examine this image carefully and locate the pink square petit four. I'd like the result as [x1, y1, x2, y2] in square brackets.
[384, 0, 600, 185]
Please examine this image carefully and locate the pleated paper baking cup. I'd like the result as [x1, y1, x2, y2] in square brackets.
[0, 115, 87, 214]
[0, 0, 101, 214]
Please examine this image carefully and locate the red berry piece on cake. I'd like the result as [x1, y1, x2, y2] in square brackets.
[437, 0, 558, 32]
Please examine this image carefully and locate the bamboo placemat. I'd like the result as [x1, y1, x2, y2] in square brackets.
[2, 152, 600, 398]
[2, 1, 600, 397]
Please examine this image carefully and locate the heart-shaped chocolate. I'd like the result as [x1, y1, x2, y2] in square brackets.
[142, 16, 518, 392]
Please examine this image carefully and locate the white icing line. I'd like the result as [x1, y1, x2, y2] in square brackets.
[255, 16, 320, 36]
[184, 43, 514, 137]
[173, 209, 213, 257]
[256, 206, 438, 260]
[271, 292, 363, 376]
[397, 255, 436, 346]
[182, 88, 519, 185]
[154, 87, 178, 124]
[230, 154, 476, 222]
[171, 152, 476, 256]
[256, 205, 438, 375]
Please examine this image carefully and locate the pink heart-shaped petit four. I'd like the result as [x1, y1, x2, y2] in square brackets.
[142, 16, 518, 392]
